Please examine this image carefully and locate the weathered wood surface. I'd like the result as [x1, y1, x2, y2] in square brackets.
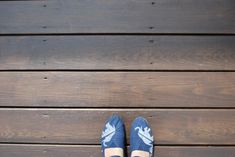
[0, 0, 234, 34]
[0, 144, 235, 157]
[0, 36, 235, 70]
[0, 0, 234, 155]
[0, 72, 234, 107]
[0, 109, 234, 144]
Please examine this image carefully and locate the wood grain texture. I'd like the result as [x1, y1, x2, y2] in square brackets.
[0, 0, 234, 34]
[0, 144, 235, 157]
[0, 36, 235, 70]
[0, 72, 234, 107]
[0, 109, 234, 144]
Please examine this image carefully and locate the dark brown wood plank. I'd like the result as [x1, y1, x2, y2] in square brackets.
[0, 36, 235, 70]
[0, 0, 234, 34]
[0, 72, 234, 107]
[156, 146, 235, 157]
[0, 109, 234, 144]
[0, 144, 235, 157]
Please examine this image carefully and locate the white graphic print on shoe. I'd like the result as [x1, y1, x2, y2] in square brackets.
[135, 126, 154, 154]
[102, 122, 116, 147]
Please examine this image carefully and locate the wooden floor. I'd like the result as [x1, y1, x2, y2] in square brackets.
[0, 0, 235, 157]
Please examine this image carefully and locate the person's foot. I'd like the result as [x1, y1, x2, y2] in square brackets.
[130, 117, 154, 157]
[101, 115, 125, 157]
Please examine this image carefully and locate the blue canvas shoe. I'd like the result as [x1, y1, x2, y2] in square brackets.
[130, 117, 154, 157]
[101, 115, 125, 157]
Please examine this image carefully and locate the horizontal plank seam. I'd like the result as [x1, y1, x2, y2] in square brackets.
[0, 108, 235, 111]
[0, 33, 235, 36]
[0, 106, 235, 109]
[0, 70, 235, 72]
[0, 142, 235, 147]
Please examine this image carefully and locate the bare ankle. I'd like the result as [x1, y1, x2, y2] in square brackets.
[131, 150, 150, 157]
[104, 148, 124, 157]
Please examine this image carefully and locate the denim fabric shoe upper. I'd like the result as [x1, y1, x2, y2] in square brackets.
[130, 117, 154, 156]
[101, 115, 125, 156]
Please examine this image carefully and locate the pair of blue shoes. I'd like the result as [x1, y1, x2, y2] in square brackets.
[101, 115, 154, 157]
